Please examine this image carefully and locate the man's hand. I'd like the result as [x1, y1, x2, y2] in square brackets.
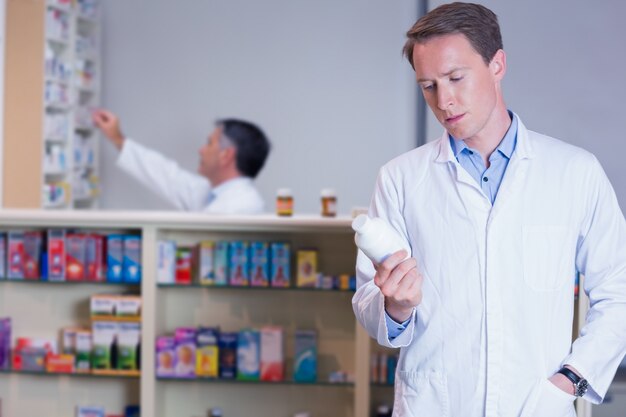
[92, 109, 125, 150]
[374, 249, 423, 322]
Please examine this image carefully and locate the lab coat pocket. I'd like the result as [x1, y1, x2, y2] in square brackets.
[394, 371, 449, 417]
[524, 378, 576, 417]
[522, 225, 571, 291]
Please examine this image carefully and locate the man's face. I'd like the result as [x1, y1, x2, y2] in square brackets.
[412, 33, 504, 142]
[198, 127, 223, 180]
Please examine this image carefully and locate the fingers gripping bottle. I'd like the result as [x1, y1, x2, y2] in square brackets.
[351, 214, 409, 264]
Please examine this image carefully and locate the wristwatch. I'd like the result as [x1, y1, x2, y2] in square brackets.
[557, 367, 589, 397]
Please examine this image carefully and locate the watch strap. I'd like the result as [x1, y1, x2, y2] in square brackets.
[557, 367, 581, 385]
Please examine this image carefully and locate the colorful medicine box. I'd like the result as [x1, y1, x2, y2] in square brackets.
[0, 317, 10, 369]
[229, 241, 249, 286]
[23, 231, 42, 279]
[194, 241, 216, 285]
[296, 249, 318, 288]
[156, 336, 176, 377]
[196, 327, 219, 377]
[156, 240, 176, 284]
[85, 234, 105, 282]
[66, 234, 86, 281]
[249, 242, 269, 287]
[116, 296, 141, 319]
[106, 235, 124, 283]
[294, 330, 317, 382]
[47, 229, 66, 281]
[123, 235, 141, 283]
[214, 241, 229, 285]
[270, 243, 291, 288]
[90, 294, 117, 318]
[237, 329, 260, 381]
[7, 231, 25, 279]
[76, 406, 105, 417]
[75, 330, 92, 372]
[218, 332, 238, 379]
[175, 246, 192, 285]
[0, 232, 6, 278]
[92, 321, 117, 370]
[117, 322, 141, 370]
[174, 327, 196, 378]
[260, 326, 284, 382]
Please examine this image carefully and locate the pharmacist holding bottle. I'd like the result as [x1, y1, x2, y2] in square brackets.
[352, 3, 626, 417]
[92, 109, 270, 214]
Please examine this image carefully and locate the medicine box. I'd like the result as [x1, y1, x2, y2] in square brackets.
[175, 246, 192, 285]
[214, 241, 229, 285]
[249, 242, 269, 287]
[196, 327, 219, 378]
[218, 332, 238, 379]
[46, 353, 75, 373]
[294, 330, 317, 382]
[156, 240, 176, 284]
[229, 241, 249, 286]
[174, 327, 196, 378]
[123, 235, 141, 283]
[296, 249, 318, 288]
[85, 234, 105, 282]
[23, 231, 42, 279]
[48, 229, 66, 281]
[0, 318, 10, 369]
[7, 231, 25, 279]
[92, 321, 117, 370]
[117, 322, 140, 371]
[90, 295, 117, 318]
[106, 235, 124, 283]
[156, 336, 176, 377]
[260, 326, 284, 382]
[76, 406, 105, 417]
[0, 232, 6, 278]
[270, 243, 291, 288]
[66, 234, 86, 281]
[194, 241, 216, 285]
[75, 330, 92, 372]
[116, 296, 141, 320]
[237, 329, 260, 381]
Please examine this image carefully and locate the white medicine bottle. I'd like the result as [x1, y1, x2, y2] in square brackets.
[352, 214, 408, 264]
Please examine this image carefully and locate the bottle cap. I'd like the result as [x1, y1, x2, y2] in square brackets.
[276, 188, 292, 197]
[351, 214, 371, 233]
[321, 188, 336, 198]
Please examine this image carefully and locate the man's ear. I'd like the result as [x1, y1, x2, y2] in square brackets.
[220, 146, 237, 166]
[490, 49, 506, 81]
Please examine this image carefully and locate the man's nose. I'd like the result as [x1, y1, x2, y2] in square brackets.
[437, 87, 454, 110]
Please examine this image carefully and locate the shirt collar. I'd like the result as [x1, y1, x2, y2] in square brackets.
[211, 176, 253, 197]
[449, 110, 518, 160]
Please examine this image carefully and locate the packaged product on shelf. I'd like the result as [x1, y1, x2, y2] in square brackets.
[156, 240, 176, 284]
[294, 330, 317, 382]
[13, 337, 57, 371]
[0, 318, 10, 370]
[123, 235, 141, 283]
[23, 231, 43, 279]
[370, 353, 379, 383]
[75, 330, 92, 372]
[270, 242, 291, 287]
[7, 231, 25, 279]
[318, 274, 334, 290]
[175, 246, 192, 285]
[76, 406, 105, 417]
[90, 294, 117, 318]
[339, 274, 351, 291]
[174, 327, 196, 378]
[92, 321, 117, 370]
[125, 405, 140, 417]
[117, 322, 141, 371]
[66, 234, 87, 281]
[85, 234, 105, 281]
[194, 241, 216, 285]
[386, 354, 397, 385]
[116, 296, 141, 320]
[218, 332, 238, 379]
[249, 241, 269, 287]
[0, 232, 6, 278]
[106, 235, 124, 282]
[296, 250, 318, 288]
[196, 327, 219, 378]
[236, 329, 260, 381]
[63, 327, 78, 354]
[46, 353, 75, 373]
[214, 241, 229, 285]
[156, 336, 176, 377]
[47, 229, 66, 281]
[228, 241, 250, 286]
[260, 326, 284, 382]
[378, 352, 388, 384]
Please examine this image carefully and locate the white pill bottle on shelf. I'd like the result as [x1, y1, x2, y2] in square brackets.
[352, 214, 409, 264]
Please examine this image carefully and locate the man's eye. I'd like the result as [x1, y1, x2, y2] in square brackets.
[421, 84, 434, 91]
[450, 76, 463, 82]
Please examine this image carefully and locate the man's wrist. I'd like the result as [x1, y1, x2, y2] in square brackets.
[384, 299, 413, 323]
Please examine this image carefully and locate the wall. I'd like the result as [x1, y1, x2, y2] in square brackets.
[98, 0, 419, 214]
[425, 0, 626, 208]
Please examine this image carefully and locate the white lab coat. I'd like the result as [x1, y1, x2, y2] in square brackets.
[117, 139, 265, 214]
[353, 116, 626, 417]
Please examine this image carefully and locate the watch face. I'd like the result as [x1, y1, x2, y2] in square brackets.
[576, 379, 589, 397]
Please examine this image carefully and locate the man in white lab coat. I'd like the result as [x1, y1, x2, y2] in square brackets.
[92, 109, 270, 214]
[353, 3, 626, 416]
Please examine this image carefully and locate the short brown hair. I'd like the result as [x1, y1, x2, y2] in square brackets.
[403, 2, 503, 68]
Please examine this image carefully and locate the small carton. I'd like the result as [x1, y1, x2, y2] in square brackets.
[214, 241, 229, 286]
[106, 235, 124, 283]
[123, 235, 141, 283]
[7, 231, 25, 279]
[218, 332, 238, 379]
[194, 241, 216, 285]
[237, 329, 260, 381]
[0, 232, 6, 278]
[48, 229, 66, 281]
[156, 240, 176, 284]
[23, 231, 42, 279]
[75, 330, 92, 372]
[228, 241, 249, 286]
[156, 336, 176, 377]
[294, 330, 317, 382]
[66, 234, 86, 281]
[90, 295, 117, 318]
[174, 327, 196, 378]
[13, 337, 57, 371]
[175, 246, 192, 285]
[0, 318, 10, 369]
[76, 406, 105, 417]
[249, 242, 269, 287]
[62, 327, 78, 354]
[296, 249, 318, 288]
[117, 322, 141, 371]
[260, 326, 284, 382]
[196, 327, 219, 378]
[270, 243, 291, 288]
[46, 354, 75, 373]
[85, 234, 105, 282]
[92, 321, 117, 370]
[116, 296, 141, 320]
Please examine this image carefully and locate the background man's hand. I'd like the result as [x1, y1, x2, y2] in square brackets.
[92, 109, 125, 150]
[374, 249, 423, 322]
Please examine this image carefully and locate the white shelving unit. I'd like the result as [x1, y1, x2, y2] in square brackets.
[0, 211, 387, 417]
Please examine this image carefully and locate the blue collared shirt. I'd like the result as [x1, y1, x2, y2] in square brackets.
[385, 112, 519, 340]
